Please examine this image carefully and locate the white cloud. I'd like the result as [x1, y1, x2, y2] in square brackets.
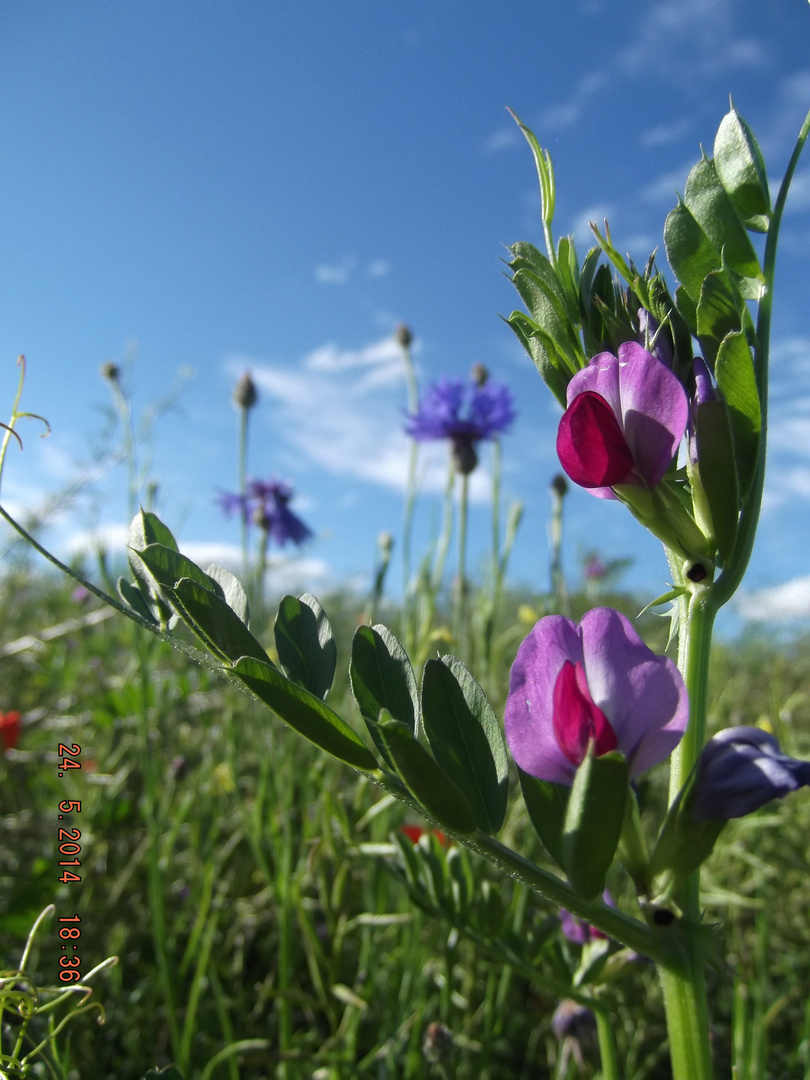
[737, 576, 810, 621]
[367, 259, 390, 278]
[314, 257, 355, 285]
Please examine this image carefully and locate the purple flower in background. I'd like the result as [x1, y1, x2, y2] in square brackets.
[559, 889, 612, 944]
[556, 343, 688, 499]
[406, 375, 516, 474]
[691, 726, 810, 822]
[505, 608, 688, 785]
[218, 478, 312, 548]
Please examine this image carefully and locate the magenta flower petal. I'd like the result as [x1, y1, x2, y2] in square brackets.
[505, 608, 688, 785]
[556, 391, 636, 489]
[559, 344, 689, 497]
[552, 661, 618, 766]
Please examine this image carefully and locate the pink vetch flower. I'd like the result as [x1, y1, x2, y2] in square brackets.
[1, 711, 22, 752]
[504, 608, 688, 786]
[556, 342, 689, 500]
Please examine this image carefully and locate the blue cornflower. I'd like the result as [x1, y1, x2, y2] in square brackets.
[405, 372, 516, 474]
[218, 478, 312, 548]
[691, 726, 810, 821]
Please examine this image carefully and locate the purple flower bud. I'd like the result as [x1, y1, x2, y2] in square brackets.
[687, 357, 718, 465]
[637, 310, 674, 368]
[692, 726, 810, 822]
[556, 343, 688, 499]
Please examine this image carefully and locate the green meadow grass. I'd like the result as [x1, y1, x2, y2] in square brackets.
[2, 570, 810, 1079]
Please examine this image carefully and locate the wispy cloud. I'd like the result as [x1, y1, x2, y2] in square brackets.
[639, 118, 693, 149]
[736, 576, 810, 622]
[618, 0, 766, 79]
[314, 257, 355, 285]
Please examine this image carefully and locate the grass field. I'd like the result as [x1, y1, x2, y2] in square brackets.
[2, 560, 810, 1080]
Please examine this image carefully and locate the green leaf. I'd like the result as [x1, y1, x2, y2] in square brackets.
[664, 201, 722, 305]
[350, 624, 419, 734]
[126, 512, 180, 626]
[231, 655, 378, 772]
[135, 543, 224, 597]
[694, 399, 739, 562]
[516, 767, 569, 871]
[130, 509, 179, 552]
[421, 657, 508, 834]
[511, 267, 581, 368]
[563, 749, 628, 900]
[715, 330, 761, 499]
[367, 713, 477, 834]
[506, 311, 570, 407]
[117, 576, 159, 625]
[714, 105, 770, 232]
[696, 271, 743, 369]
[171, 578, 270, 665]
[683, 156, 763, 293]
[205, 564, 250, 624]
[274, 593, 337, 700]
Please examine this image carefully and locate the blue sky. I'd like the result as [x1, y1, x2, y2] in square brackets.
[1, 0, 810, 631]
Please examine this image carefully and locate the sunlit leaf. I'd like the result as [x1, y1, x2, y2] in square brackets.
[714, 105, 770, 232]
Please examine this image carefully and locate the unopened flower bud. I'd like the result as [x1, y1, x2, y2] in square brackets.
[471, 362, 489, 387]
[100, 361, 120, 383]
[549, 473, 568, 499]
[395, 323, 413, 348]
[233, 372, 258, 411]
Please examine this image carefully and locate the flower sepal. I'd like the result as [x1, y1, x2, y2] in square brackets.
[563, 744, 629, 900]
[614, 480, 715, 564]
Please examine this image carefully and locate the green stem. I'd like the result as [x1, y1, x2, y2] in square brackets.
[237, 405, 250, 578]
[594, 1004, 620, 1080]
[657, 575, 715, 1080]
[454, 472, 469, 656]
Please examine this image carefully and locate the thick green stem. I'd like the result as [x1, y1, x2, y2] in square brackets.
[657, 577, 716, 1080]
